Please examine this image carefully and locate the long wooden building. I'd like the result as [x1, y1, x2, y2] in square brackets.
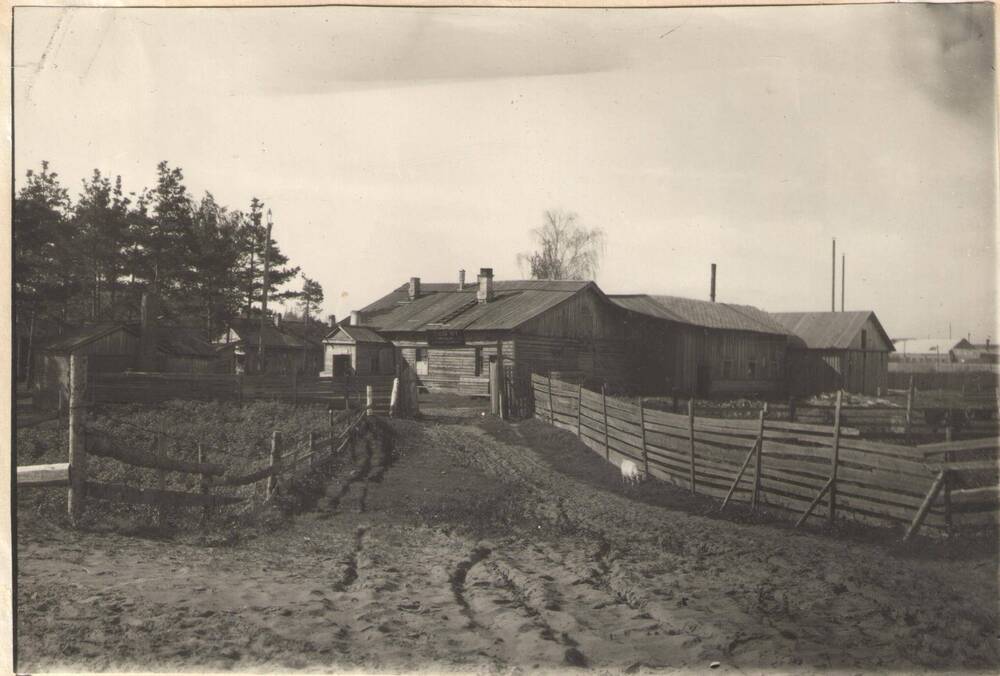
[355, 269, 632, 395]
[611, 295, 792, 396]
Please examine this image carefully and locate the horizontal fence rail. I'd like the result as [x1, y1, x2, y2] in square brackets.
[532, 373, 999, 539]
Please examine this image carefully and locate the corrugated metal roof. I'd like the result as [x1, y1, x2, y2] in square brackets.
[326, 326, 390, 344]
[610, 295, 790, 336]
[770, 311, 894, 351]
[39, 323, 137, 352]
[359, 280, 592, 333]
[892, 338, 971, 355]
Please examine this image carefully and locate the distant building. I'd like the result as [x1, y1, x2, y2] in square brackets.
[214, 317, 322, 375]
[892, 337, 975, 363]
[610, 295, 791, 397]
[771, 311, 894, 396]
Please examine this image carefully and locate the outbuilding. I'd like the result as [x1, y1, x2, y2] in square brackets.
[770, 311, 894, 396]
[322, 325, 396, 377]
[611, 295, 792, 397]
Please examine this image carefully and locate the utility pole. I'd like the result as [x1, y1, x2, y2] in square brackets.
[258, 208, 273, 374]
[841, 254, 845, 312]
[831, 238, 836, 312]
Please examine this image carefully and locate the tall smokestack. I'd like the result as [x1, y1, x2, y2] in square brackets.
[710, 263, 717, 303]
[841, 254, 845, 312]
[831, 238, 836, 312]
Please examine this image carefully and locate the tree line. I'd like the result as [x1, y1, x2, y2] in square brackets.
[14, 160, 324, 362]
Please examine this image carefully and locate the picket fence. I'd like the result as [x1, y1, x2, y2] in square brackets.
[532, 374, 999, 538]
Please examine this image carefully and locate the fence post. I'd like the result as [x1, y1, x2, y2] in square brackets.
[198, 443, 210, 526]
[308, 431, 316, 470]
[238, 373, 245, 407]
[155, 434, 167, 529]
[67, 354, 88, 527]
[687, 399, 697, 495]
[292, 368, 298, 406]
[905, 376, 915, 443]
[827, 390, 843, 525]
[267, 431, 281, 499]
[548, 373, 556, 425]
[344, 376, 351, 411]
[366, 384, 374, 416]
[751, 403, 767, 510]
[639, 397, 649, 478]
[601, 384, 609, 461]
[944, 424, 953, 537]
[389, 377, 400, 417]
[576, 382, 583, 438]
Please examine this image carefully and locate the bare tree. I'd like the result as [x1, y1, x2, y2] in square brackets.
[517, 210, 605, 280]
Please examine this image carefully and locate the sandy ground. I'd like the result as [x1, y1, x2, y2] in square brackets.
[16, 399, 1000, 673]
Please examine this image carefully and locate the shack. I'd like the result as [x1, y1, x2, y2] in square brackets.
[322, 325, 396, 376]
[356, 269, 631, 395]
[770, 311, 893, 396]
[214, 317, 321, 376]
[610, 295, 791, 397]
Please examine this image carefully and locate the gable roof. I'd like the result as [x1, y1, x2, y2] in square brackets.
[326, 325, 390, 344]
[770, 311, 894, 351]
[280, 318, 329, 346]
[39, 323, 138, 353]
[221, 318, 313, 350]
[358, 279, 595, 333]
[892, 337, 972, 355]
[153, 326, 218, 357]
[610, 295, 790, 336]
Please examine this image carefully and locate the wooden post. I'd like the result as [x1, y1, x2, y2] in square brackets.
[308, 432, 316, 470]
[198, 443, 210, 526]
[687, 399, 696, 495]
[155, 434, 167, 529]
[548, 373, 556, 425]
[751, 403, 767, 510]
[827, 390, 843, 525]
[944, 425, 953, 536]
[496, 347, 506, 420]
[329, 406, 335, 428]
[267, 431, 281, 499]
[601, 384, 609, 461]
[366, 384, 374, 416]
[904, 470, 948, 541]
[639, 397, 649, 477]
[576, 382, 583, 438]
[389, 377, 400, 417]
[788, 396, 796, 423]
[344, 376, 351, 411]
[67, 354, 88, 527]
[291, 368, 298, 406]
[905, 376, 915, 443]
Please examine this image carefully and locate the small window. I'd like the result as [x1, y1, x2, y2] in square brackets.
[474, 347, 483, 376]
[415, 347, 429, 376]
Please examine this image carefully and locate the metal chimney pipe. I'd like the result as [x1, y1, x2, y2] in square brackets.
[710, 263, 716, 303]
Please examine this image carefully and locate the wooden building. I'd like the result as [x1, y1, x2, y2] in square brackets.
[770, 311, 893, 396]
[322, 325, 396, 377]
[356, 269, 632, 395]
[610, 295, 792, 397]
[214, 317, 322, 376]
[891, 338, 974, 363]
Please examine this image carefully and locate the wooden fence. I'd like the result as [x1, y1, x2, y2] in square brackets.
[641, 393, 998, 442]
[532, 374, 998, 539]
[88, 371, 396, 413]
[18, 355, 386, 528]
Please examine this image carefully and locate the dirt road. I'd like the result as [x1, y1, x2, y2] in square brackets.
[16, 404, 999, 672]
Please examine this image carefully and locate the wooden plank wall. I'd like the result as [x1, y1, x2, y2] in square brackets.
[531, 374, 998, 535]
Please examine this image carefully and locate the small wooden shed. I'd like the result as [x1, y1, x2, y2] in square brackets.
[322, 325, 396, 377]
[771, 311, 894, 396]
[33, 323, 140, 408]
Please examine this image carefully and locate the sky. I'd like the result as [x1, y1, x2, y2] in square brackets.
[12, 3, 998, 341]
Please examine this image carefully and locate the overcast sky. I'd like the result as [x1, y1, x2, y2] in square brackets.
[13, 4, 997, 340]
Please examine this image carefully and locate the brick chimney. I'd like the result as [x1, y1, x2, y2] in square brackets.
[328, 314, 337, 329]
[139, 291, 160, 371]
[409, 277, 421, 301]
[350, 310, 361, 325]
[458, 269, 466, 291]
[477, 268, 494, 304]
